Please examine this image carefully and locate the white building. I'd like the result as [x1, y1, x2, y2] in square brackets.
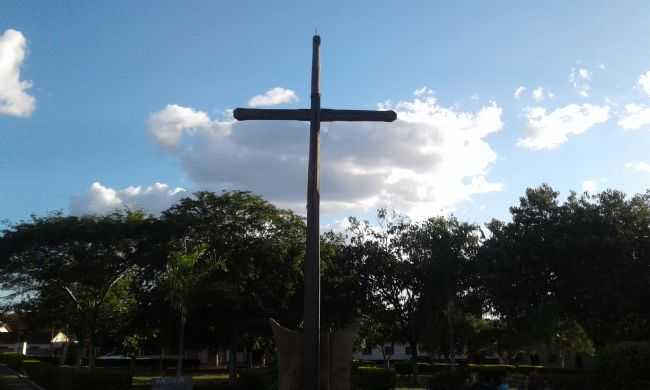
[353, 343, 430, 361]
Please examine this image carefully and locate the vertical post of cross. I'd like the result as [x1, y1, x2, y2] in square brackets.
[304, 34, 321, 390]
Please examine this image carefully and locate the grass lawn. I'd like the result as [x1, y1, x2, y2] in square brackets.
[133, 373, 229, 387]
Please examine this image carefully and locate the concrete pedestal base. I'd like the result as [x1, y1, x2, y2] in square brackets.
[270, 319, 355, 390]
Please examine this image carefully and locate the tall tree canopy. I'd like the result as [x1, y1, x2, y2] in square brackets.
[0, 211, 165, 367]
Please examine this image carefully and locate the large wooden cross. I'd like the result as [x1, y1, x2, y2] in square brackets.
[234, 35, 396, 390]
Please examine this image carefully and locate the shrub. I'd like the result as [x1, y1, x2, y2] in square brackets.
[238, 368, 275, 390]
[513, 364, 544, 375]
[352, 359, 377, 369]
[393, 361, 413, 375]
[468, 364, 513, 378]
[352, 367, 396, 390]
[426, 369, 469, 390]
[597, 341, 650, 389]
[0, 352, 25, 371]
[540, 372, 598, 390]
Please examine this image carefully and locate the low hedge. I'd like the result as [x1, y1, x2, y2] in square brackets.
[597, 341, 650, 389]
[426, 370, 468, 390]
[238, 368, 275, 390]
[0, 352, 25, 371]
[352, 359, 377, 369]
[22, 360, 132, 390]
[394, 362, 451, 375]
[352, 367, 396, 390]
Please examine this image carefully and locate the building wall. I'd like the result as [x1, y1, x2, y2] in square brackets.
[353, 343, 430, 361]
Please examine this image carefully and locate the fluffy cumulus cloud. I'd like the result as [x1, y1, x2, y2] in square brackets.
[148, 89, 504, 218]
[518, 104, 610, 150]
[532, 87, 553, 102]
[638, 70, 650, 97]
[625, 161, 650, 173]
[147, 104, 229, 149]
[248, 87, 298, 107]
[70, 182, 187, 215]
[581, 178, 604, 193]
[0, 29, 35, 117]
[569, 67, 592, 97]
[514, 86, 526, 99]
[618, 104, 650, 130]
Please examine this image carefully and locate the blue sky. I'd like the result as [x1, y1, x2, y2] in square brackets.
[2, 1, 650, 228]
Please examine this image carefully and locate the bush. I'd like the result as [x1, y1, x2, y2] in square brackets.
[417, 362, 449, 374]
[238, 368, 275, 390]
[0, 352, 25, 371]
[467, 363, 513, 379]
[513, 364, 544, 375]
[22, 360, 132, 390]
[352, 359, 377, 369]
[352, 367, 396, 390]
[597, 341, 650, 389]
[426, 369, 469, 390]
[393, 361, 413, 375]
[540, 372, 598, 390]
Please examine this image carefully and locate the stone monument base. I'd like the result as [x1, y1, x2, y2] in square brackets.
[270, 319, 355, 390]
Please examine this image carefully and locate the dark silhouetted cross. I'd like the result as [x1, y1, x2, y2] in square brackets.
[234, 35, 396, 390]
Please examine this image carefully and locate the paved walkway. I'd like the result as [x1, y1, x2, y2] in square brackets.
[0, 364, 40, 390]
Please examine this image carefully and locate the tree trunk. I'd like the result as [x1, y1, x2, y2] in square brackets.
[76, 333, 85, 368]
[130, 356, 136, 378]
[447, 300, 456, 373]
[60, 341, 69, 365]
[160, 346, 166, 376]
[228, 326, 239, 384]
[176, 307, 186, 377]
[381, 347, 388, 369]
[88, 333, 96, 369]
[410, 340, 419, 376]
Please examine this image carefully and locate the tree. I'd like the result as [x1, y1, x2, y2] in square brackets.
[320, 231, 370, 331]
[163, 241, 208, 377]
[0, 211, 164, 368]
[480, 184, 650, 351]
[161, 191, 305, 382]
[399, 216, 482, 368]
[347, 210, 426, 369]
[479, 185, 566, 352]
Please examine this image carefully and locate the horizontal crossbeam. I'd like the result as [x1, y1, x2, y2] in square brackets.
[233, 108, 397, 122]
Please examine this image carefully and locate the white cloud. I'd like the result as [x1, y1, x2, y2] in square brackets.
[638, 70, 650, 97]
[0, 29, 35, 117]
[532, 87, 546, 102]
[414, 87, 433, 97]
[514, 86, 526, 99]
[569, 67, 592, 97]
[518, 104, 610, 150]
[70, 182, 187, 215]
[625, 161, 650, 173]
[248, 87, 298, 107]
[581, 179, 602, 193]
[147, 104, 229, 150]
[617, 104, 650, 130]
[148, 91, 504, 219]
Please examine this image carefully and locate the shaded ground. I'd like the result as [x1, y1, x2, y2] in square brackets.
[132, 373, 229, 387]
[0, 365, 40, 390]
